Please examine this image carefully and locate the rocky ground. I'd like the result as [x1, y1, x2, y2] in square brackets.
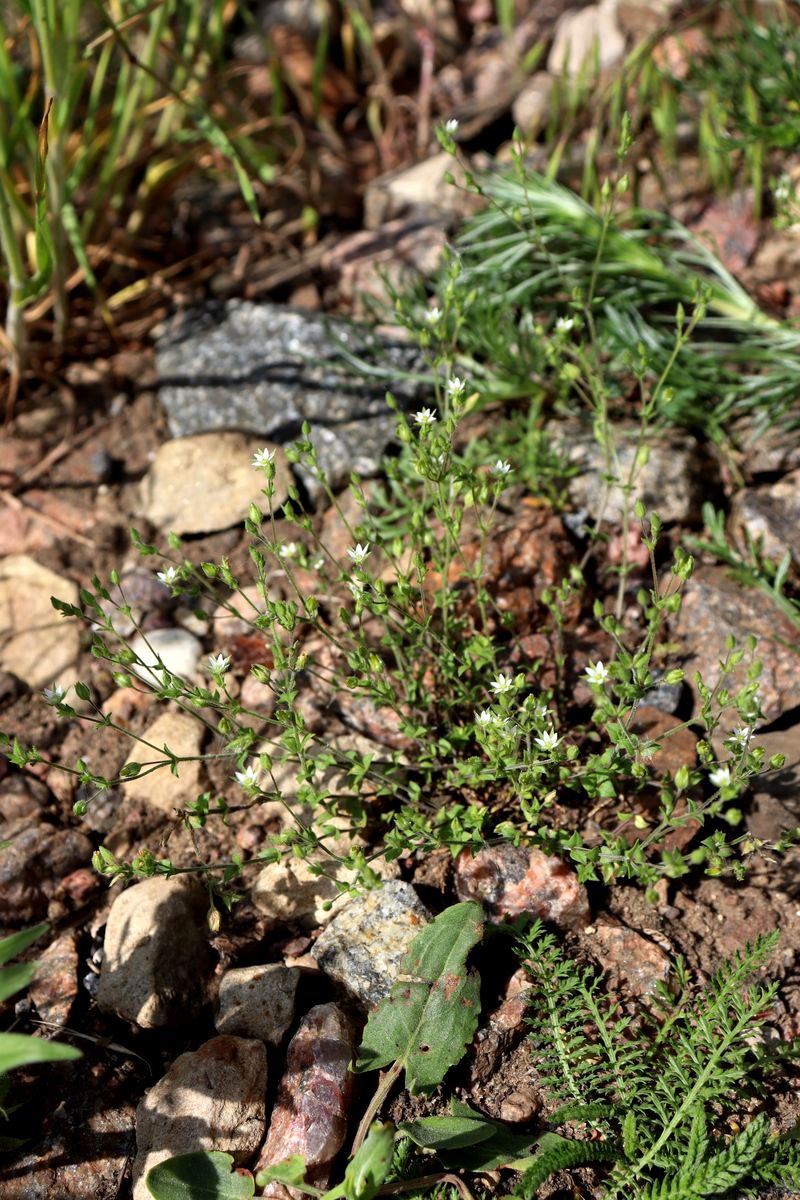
[2, 0, 800, 1198]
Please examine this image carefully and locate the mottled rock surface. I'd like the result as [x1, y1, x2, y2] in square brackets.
[455, 845, 590, 930]
[0, 825, 93, 924]
[122, 711, 203, 814]
[133, 1035, 267, 1200]
[732, 469, 800, 566]
[0, 556, 79, 689]
[311, 881, 431, 1009]
[156, 301, 423, 489]
[29, 929, 80, 1026]
[97, 876, 215, 1028]
[0, 1059, 135, 1200]
[256, 1003, 356, 1195]
[552, 421, 710, 524]
[215, 964, 300, 1045]
[140, 433, 289, 535]
[586, 919, 672, 997]
[675, 566, 800, 723]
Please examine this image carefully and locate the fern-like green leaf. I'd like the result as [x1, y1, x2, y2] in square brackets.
[516, 1133, 619, 1198]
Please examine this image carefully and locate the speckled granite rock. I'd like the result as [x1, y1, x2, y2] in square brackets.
[256, 1003, 356, 1197]
[311, 880, 431, 1009]
[156, 301, 424, 491]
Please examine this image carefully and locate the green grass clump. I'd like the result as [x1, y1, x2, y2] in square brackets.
[413, 158, 800, 438]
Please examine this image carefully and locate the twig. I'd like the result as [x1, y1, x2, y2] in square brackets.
[0, 489, 95, 547]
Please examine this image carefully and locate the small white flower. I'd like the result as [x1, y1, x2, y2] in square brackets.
[489, 673, 514, 696]
[312, 557, 324, 571]
[555, 316, 574, 333]
[414, 407, 438, 428]
[493, 459, 512, 477]
[534, 728, 560, 752]
[584, 660, 609, 686]
[43, 684, 66, 705]
[208, 653, 231, 674]
[475, 709, 494, 726]
[347, 543, 371, 565]
[726, 726, 753, 751]
[442, 118, 459, 135]
[424, 307, 442, 325]
[235, 763, 261, 789]
[709, 765, 732, 789]
[278, 541, 299, 559]
[447, 376, 467, 399]
[156, 566, 180, 587]
[252, 447, 276, 469]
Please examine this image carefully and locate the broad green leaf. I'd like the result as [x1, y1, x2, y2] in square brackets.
[0, 1032, 81, 1075]
[355, 902, 483, 1094]
[146, 1151, 255, 1200]
[0, 923, 49, 967]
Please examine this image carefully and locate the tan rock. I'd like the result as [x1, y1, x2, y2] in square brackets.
[97, 876, 215, 1028]
[140, 433, 290, 535]
[132, 1035, 267, 1200]
[123, 711, 203, 814]
[215, 964, 300, 1044]
[0, 555, 79, 689]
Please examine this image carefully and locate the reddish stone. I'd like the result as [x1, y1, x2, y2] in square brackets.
[455, 844, 590, 931]
[57, 867, 101, 906]
[586, 919, 672, 998]
[29, 930, 80, 1026]
[256, 1003, 356, 1197]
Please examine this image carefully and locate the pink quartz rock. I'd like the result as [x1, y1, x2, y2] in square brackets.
[256, 1003, 356, 1197]
[455, 845, 590, 931]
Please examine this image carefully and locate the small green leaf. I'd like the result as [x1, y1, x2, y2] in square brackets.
[399, 1104, 497, 1151]
[0, 963, 36, 1004]
[0, 923, 49, 967]
[336, 1123, 394, 1200]
[146, 1151, 255, 1199]
[355, 902, 483, 1094]
[255, 1157, 308, 1189]
[0, 1032, 81, 1074]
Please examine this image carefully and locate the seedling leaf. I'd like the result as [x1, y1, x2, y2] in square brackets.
[355, 902, 483, 1093]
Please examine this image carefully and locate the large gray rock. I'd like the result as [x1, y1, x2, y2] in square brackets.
[311, 880, 431, 1009]
[133, 1035, 267, 1200]
[156, 301, 423, 490]
[96, 876, 215, 1028]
